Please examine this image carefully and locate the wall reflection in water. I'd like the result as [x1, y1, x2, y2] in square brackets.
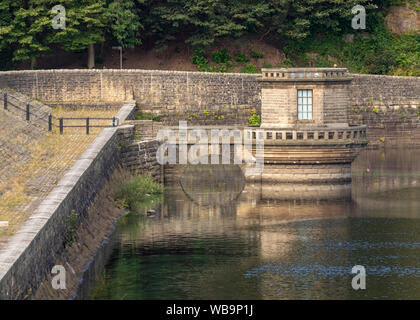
[90, 149, 420, 300]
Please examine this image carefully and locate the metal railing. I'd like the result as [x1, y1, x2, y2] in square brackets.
[0, 89, 118, 134]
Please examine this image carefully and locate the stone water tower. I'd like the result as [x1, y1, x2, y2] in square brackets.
[251, 68, 368, 198]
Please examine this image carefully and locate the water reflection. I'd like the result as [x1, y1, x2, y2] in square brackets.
[90, 148, 420, 300]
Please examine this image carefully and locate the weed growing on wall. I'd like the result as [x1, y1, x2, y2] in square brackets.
[135, 110, 165, 121]
[248, 108, 261, 126]
[64, 210, 79, 248]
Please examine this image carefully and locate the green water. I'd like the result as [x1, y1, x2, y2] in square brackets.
[90, 149, 420, 300]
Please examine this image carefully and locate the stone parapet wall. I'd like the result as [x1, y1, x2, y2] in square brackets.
[0, 70, 261, 121]
[0, 70, 419, 145]
[348, 74, 420, 148]
[349, 74, 420, 108]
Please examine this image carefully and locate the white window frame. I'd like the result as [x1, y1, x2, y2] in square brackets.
[297, 89, 313, 120]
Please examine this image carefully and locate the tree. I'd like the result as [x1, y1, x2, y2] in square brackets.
[49, 0, 106, 68]
[142, 0, 276, 48]
[1, 0, 52, 69]
[105, 0, 143, 49]
[0, 0, 17, 69]
[277, 0, 378, 39]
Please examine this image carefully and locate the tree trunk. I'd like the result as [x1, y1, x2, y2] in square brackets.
[88, 44, 95, 69]
[30, 57, 37, 70]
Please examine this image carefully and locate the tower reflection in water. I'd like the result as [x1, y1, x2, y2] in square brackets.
[90, 150, 420, 300]
[152, 164, 354, 299]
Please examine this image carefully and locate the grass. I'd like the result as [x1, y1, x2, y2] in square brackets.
[114, 174, 163, 213]
[0, 107, 118, 246]
[135, 110, 165, 121]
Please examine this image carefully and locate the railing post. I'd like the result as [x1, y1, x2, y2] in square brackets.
[86, 117, 89, 135]
[48, 114, 52, 131]
[26, 103, 30, 121]
[3, 93, 7, 110]
[59, 118, 63, 135]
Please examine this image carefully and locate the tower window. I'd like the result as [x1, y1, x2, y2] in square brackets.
[297, 89, 313, 120]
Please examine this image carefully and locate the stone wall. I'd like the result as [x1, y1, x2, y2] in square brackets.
[0, 69, 261, 125]
[323, 83, 349, 125]
[348, 74, 420, 148]
[120, 139, 163, 182]
[261, 163, 352, 183]
[0, 69, 419, 145]
[0, 104, 136, 299]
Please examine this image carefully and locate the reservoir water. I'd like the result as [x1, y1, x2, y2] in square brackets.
[89, 149, 420, 300]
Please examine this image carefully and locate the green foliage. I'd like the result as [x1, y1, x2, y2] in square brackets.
[250, 50, 264, 59]
[248, 108, 261, 126]
[144, 0, 271, 47]
[190, 48, 209, 71]
[105, 0, 143, 48]
[0, 0, 418, 77]
[1, 0, 51, 67]
[114, 174, 163, 213]
[135, 110, 165, 121]
[191, 47, 233, 72]
[48, 1, 106, 52]
[283, 20, 420, 76]
[211, 49, 231, 64]
[64, 210, 79, 247]
[240, 63, 258, 74]
[234, 51, 250, 64]
[263, 61, 272, 68]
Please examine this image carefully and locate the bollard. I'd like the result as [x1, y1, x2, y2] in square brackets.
[48, 114, 52, 131]
[3, 93, 7, 110]
[86, 117, 90, 135]
[59, 118, 63, 135]
[26, 103, 30, 121]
